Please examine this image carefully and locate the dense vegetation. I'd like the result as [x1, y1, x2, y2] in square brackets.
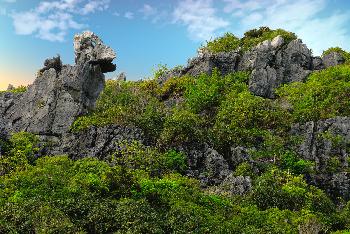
[0, 85, 27, 94]
[202, 27, 297, 53]
[1, 28, 350, 232]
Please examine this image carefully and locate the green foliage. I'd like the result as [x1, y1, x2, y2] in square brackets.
[0, 85, 27, 94]
[202, 27, 297, 53]
[159, 108, 204, 146]
[184, 69, 250, 113]
[204, 32, 241, 53]
[153, 63, 169, 79]
[111, 140, 187, 176]
[0, 132, 39, 175]
[280, 151, 315, 175]
[241, 27, 297, 51]
[213, 89, 289, 149]
[277, 64, 350, 123]
[323, 47, 350, 64]
[252, 168, 335, 213]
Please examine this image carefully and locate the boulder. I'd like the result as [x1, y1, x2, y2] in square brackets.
[322, 51, 345, 68]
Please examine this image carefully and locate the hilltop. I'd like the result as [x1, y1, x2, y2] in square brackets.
[0, 27, 350, 233]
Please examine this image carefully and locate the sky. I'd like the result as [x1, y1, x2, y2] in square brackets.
[0, 0, 350, 90]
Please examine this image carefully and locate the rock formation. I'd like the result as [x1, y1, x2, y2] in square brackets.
[0, 31, 116, 137]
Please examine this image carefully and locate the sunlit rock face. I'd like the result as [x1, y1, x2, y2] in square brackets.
[0, 31, 116, 136]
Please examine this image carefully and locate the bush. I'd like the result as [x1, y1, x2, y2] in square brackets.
[252, 168, 335, 213]
[203, 32, 241, 53]
[202, 27, 297, 53]
[277, 64, 350, 123]
[159, 108, 204, 146]
[322, 47, 350, 64]
[213, 89, 289, 150]
[0, 132, 39, 175]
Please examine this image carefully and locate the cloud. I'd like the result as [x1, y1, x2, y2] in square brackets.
[140, 4, 157, 18]
[11, 0, 110, 42]
[173, 0, 229, 41]
[223, 0, 350, 55]
[124, 11, 134, 20]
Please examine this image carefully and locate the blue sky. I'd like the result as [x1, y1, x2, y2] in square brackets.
[0, 0, 350, 90]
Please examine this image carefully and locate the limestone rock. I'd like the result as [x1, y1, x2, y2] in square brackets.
[322, 51, 345, 68]
[0, 31, 116, 136]
[116, 72, 127, 81]
[210, 174, 252, 196]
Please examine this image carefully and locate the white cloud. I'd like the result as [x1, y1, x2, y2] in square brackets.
[223, 0, 350, 55]
[11, 0, 110, 42]
[173, 0, 229, 41]
[124, 11, 134, 20]
[140, 4, 157, 18]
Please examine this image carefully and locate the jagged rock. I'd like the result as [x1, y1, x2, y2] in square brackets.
[312, 56, 325, 70]
[322, 51, 345, 68]
[230, 146, 252, 167]
[185, 51, 241, 77]
[159, 36, 315, 99]
[6, 84, 14, 91]
[240, 38, 313, 98]
[42, 124, 144, 159]
[208, 174, 252, 196]
[184, 144, 231, 186]
[39, 55, 62, 74]
[292, 117, 350, 199]
[74, 31, 116, 72]
[0, 31, 116, 136]
[116, 72, 127, 81]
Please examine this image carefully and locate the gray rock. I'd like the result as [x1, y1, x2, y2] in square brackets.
[210, 174, 252, 196]
[0, 31, 116, 136]
[292, 117, 350, 199]
[322, 51, 345, 68]
[116, 72, 127, 81]
[6, 84, 15, 91]
[241, 38, 313, 98]
[42, 124, 144, 159]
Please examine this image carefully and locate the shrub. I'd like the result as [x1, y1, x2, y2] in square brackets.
[322, 47, 350, 64]
[159, 108, 204, 146]
[203, 32, 241, 53]
[277, 64, 350, 123]
[202, 27, 297, 53]
[0, 132, 39, 175]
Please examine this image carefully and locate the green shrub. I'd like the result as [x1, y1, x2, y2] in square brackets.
[213, 90, 289, 150]
[0, 132, 39, 175]
[252, 168, 335, 213]
[202, 27, 297, 53]
[0, 85, 27, 94]
[277, 64, 350, 123]
[203, 32, 241, 53]
[280, 151, 315, 175]
[159, 108, 204, 146]
[241, 27, 297, 51]
[322, 47, 350, 64]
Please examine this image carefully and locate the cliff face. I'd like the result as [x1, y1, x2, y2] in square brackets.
[0, 32, 349, 199]
[0, 31, 115, 137]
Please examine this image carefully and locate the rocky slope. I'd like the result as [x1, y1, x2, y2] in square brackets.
[0, 31, 349, 201]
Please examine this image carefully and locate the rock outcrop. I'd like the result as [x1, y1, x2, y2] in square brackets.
[0, 31, 116, 137]
[159, 35, 341, 98]
[292, 117, 350, 200]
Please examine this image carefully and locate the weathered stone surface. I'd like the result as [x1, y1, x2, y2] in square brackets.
[240, 38, 313, 98]
[42, 124, 144, 159]
[116, 72, 127, 81]
[159, 35, 316, 99]
[322, 51, 345, 68]
[292, 117, 350, 199]
[0, 31, 116, 136]
[209, 174, 252, 196]
[184, 144, 231, 186]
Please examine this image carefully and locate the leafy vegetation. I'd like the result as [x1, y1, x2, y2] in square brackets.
[0, 85, 27, 94]
[3, 28, 350, 233]
[202, 26, 297, 53]
[1, 133, 348, 233]
[322, 47, 350, 64]
[277, 64, 350, 123]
